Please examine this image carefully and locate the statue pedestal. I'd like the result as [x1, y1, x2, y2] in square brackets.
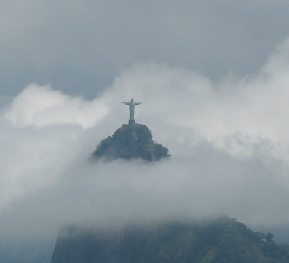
[129, 120, 135, 125]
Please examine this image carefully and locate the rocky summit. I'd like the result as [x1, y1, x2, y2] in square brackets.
[92, 123, 170, 161]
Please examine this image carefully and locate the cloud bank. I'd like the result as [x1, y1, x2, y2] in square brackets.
[4, 83, 108, 128]
[1, 38, 289, 241]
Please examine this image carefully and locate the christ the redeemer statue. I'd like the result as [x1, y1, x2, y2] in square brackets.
[122, 98, 142, 124]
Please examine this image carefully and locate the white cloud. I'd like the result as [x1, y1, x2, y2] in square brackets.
[4, 84, 109, 128]
[107, 38, 289, 161]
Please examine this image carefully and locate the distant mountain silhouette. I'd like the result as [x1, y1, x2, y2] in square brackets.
[51, 217, 289, 263]
[92, 123, 170, 161]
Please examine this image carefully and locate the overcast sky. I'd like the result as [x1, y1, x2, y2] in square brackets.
[1, 0, 289, 98]
[2, 1, 289, 262]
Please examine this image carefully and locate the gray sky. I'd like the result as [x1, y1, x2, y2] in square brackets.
[1, 0, 289, 97]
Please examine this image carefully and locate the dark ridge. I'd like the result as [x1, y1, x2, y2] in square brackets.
[51, 218, 289, 263]
[92, 123, 170, 161]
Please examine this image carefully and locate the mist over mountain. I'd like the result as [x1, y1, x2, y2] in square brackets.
[3, 56, 289, 261]
[52, 118, 288, 262]
[3, 1, 289, 262]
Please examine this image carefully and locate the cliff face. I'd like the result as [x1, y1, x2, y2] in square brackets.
[92, 123, 170, 161]
[51, 218, 289, 263]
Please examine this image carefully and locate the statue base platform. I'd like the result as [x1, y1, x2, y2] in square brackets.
[129, 120, 135, 125]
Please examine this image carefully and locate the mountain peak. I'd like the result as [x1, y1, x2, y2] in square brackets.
[92, 123, 170, 161]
